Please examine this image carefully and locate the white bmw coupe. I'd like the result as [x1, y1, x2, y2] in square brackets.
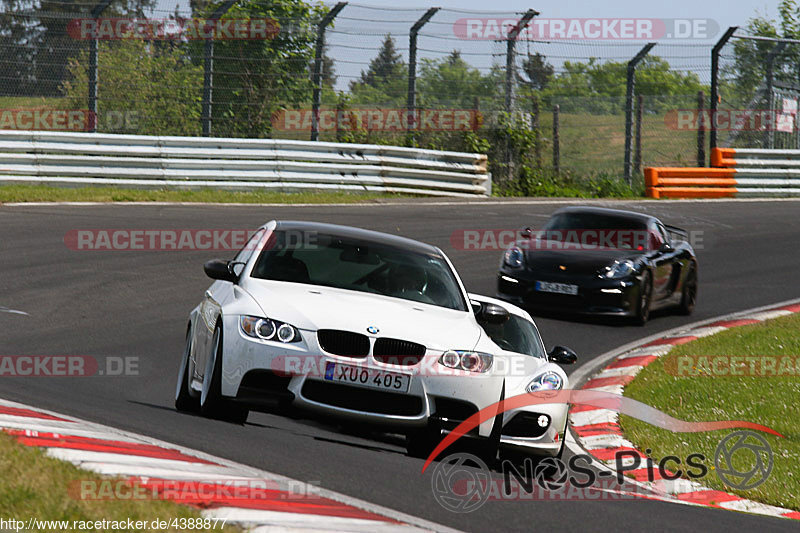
[175, 221, 577, 458]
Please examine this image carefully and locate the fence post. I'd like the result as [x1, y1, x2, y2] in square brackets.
[634, 94, 643, 176]
[504, 9, 538, 115]
[764, 43, 787, 149]
[201, 0, 238, 137]
[710, 27, 738, 151]
[624, 42, 655, 186]
[88, 0, 114, 133]
[406, 8, 439, 145]
[697, 90, 706, 166]
[552, 104, 560, 174]
[311, 2, 347, 141]
[532, 95, 541, 168]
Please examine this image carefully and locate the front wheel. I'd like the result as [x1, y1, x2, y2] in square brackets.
[678, 264, 698, 315]
[175, 329, 199, 413]
[632, 270, 652, 326]
[200, 325, 249, 424]
[406, 424, 442, 459]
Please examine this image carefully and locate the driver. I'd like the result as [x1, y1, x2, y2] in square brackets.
[387, 263, 426, 296]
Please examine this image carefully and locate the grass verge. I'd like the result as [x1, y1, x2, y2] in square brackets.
[0, 431, 240, 532]
[0, 185, 404, 204]
[621, 312, 800, 511]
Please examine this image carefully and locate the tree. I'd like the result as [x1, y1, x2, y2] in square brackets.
[519, 52, 554, 91]
[203, 0, 324, 137]
[353, 34, 404, 89]
[417, 50, 500, 109]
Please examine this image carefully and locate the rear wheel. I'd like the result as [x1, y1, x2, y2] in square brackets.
[200, 325, 249, 424]
[633, 270, 652, 326]
[678, 264, 698, 315]
[175, 329, 199, 413]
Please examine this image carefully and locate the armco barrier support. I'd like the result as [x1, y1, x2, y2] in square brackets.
[645, 147, 800, 198]
[0, 130, 491, 197]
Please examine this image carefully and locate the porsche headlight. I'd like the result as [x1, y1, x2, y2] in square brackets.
[438, 350, 493, 373]
[603, 259, 635, 279]
[527, 371, 563, 392]
[240, 315, 300, 343]
[503, 246, 524, 268]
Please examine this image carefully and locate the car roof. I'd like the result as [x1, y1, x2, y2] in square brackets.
[270, 220, 442, 256]
[549, 206, 657, 225]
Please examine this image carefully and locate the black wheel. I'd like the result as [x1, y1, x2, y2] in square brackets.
[633, 270, 652, 326]
[200, 325, 249, 424]
[175, 328, 199, 413]
[406, 425, 442, 459]
[678, 264, 698, 315]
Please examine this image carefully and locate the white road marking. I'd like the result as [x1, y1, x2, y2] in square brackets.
[0, 306, 28, 316]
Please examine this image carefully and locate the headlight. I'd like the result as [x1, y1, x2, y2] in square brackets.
[240, 315, 300, 343]
[527, 371, 563, 392]
[603, 259, 635, 279]
[503, 246, 524, 268]
[438, 350, 493, 373]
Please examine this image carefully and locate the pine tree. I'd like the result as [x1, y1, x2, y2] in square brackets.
[519, 52, 554, 91]
[352, 34, 404, 90]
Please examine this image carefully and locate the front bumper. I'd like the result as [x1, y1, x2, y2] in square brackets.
[497, 270, 640, 316]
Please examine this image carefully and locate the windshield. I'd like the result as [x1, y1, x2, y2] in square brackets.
[250, 230, 467, 311]
[540, 212, 651, 251]
[477, 314, 546, 359]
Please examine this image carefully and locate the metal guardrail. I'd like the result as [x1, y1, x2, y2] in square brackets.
[0, 130, 491, 197]
[645, 147, 800, 198]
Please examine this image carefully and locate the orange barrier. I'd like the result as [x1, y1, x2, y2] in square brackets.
[644, 167, 737, 198]
[710, 147, 736, 168]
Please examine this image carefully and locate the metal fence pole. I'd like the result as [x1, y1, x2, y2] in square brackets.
[406, 8, 439, 145]
[710, 27, 738, 151]
[764, 42, 787, 149]
[697, 90, 706, 166]
[623, 42, 655, 186]
[202, 0, 238, 137]
[532, 95, 541, 168]
[311, 2, 347, 142]
[634, 94, 643, 176]
[504, 9, 538, 115]
[552, 104, 560, 174]
[88, 0, 114, 133]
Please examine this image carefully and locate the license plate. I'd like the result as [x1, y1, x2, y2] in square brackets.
[324, 362, 410, 393]
[535, 281, 579, 295]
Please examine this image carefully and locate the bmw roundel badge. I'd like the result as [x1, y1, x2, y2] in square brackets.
[367, 326, 379, 334]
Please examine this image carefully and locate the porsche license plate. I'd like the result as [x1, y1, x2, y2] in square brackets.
[535, 281, 579, 295]
[324, 362, 410, 393]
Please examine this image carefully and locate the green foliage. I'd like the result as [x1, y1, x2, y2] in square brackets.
[348, 35, 407, 106]
[61, 40, 203, 135]
[203, 0, 324, 138]
[542, 56, 704, 113]
[417, 51, 501, 109]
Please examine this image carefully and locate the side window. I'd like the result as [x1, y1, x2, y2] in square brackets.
[234, 229, 264, 265]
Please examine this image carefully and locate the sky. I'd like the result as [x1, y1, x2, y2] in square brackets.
[157, 0, 789, 91]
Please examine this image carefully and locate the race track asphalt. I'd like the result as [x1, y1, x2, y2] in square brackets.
[0, 199, 797, 532]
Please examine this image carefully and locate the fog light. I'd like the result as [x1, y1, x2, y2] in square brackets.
[537, 415, 549, 428]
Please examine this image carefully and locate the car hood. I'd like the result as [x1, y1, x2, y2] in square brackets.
[240, 278, 481, 352]
[523, 247, 642, 276]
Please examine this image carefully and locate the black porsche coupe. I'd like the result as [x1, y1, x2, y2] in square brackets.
[496, 206, 698, 325]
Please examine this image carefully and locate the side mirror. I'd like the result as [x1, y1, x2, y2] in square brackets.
[659, 242, 673, 253]
[204, 259, 237, 282]
[520, 227, 533, 238]
[480, 303, 510, 324]
[548, 345, 578, 365]
[469, 299, 483, 314]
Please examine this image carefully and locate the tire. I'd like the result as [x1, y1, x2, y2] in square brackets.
[633, 270, 652, 326]
[175, 328, 199, 413]
[200, 324, 249, 424]
[678, 264, 698, 315]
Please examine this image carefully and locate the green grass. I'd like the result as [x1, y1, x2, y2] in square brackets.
[0, 96, 66, 109]
[621, 312, 800, 511]
[0, 185, 404, 204]
[0, 431, 240, 532]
